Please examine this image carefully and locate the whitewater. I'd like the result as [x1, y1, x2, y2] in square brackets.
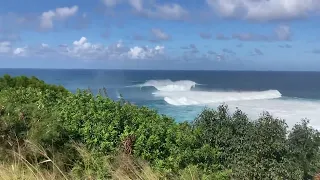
[139, 79, 320, 129]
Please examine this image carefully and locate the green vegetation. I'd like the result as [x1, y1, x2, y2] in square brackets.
[1, 74, 320, 179]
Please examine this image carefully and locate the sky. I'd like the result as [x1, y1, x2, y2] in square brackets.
[1, 0, 320, 70]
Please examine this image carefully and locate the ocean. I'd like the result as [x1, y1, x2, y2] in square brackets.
[1, 69, 320, 129]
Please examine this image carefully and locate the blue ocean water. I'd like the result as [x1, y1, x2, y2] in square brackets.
[1, 69, 320, 128]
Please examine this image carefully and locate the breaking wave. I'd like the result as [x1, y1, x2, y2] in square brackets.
[138, 80, 197, 91]
[139, 79, 282, 106]
[154, 90, 282, 106]
[134, 79, 320, 129]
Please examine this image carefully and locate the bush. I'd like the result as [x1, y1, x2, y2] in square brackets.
[1, 75, 320, 179]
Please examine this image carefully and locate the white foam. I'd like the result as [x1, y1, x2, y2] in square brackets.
[207, 99, 320, 130]
[139, 80, 197, 91]
[139, 79, 320, 129]
[155, 90, 320, 129]
[154, 90, 282, 105]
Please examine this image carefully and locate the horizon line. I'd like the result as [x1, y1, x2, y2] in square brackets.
[1, 68, 320, 72]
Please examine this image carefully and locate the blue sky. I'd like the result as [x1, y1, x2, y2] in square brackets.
[1, 0, 320, 70]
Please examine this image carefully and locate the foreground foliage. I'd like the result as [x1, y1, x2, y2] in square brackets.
[1, 75, 320, 179]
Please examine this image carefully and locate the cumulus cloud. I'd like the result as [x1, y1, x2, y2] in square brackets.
[65, 37, 105, 59]
[40, 11, 55, 29]
[128, 45, 164, 59]
[40, 6, 78, 29]
[13, 47, 27, 56]
[206, 0, 320, 21]
[0, 33, 166, 60]
[151, 28, 170, 41]
[64, 37, 165, 60]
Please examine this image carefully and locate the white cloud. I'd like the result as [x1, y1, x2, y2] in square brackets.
[40, 6, 78, 29]
[73, 37, 88, 46]
[55, 6, 79, 19]
[66, 36, 165, 60]
[41, 43, 49, 48]
[13, 47, 27, 56]
[151, 28, 170, 41]
[206, 0, 320, 21]
[128, 47, 144, 59]
[40, 11, 55, 29]
[0, 41, 11, 53]
[128, 45, 164, 59]
[0, 36, 166, 60]
[66, 37, 105, 59]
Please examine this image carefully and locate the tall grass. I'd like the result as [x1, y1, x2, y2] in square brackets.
[0, 140, 164, 180]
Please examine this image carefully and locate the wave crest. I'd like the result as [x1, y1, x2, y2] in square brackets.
[153, 90, 282, 106]
[139, 80, 197, 91]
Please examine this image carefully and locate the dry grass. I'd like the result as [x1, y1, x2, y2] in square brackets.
[73, 145, 161, 180]
[0, 141, 163, 180]
[111, 154, 160, 180]
[0, 140, 68, 180]
[0, 163, 61, 180]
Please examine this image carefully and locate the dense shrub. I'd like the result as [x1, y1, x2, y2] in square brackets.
[0, 74, 67, 94]
[1, 75, 320, 179]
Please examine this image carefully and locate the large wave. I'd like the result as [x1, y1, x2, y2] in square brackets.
[134, 80, 320, 129]
[154, 90, 282, 106]
[138, 80, 197, 91]
[136, 79, 320, 129]
[140, 79, 282, 106]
